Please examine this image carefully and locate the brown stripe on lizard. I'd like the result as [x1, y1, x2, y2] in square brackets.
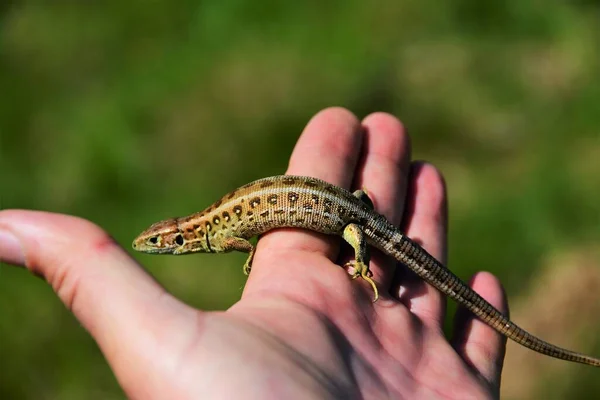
[133, 175, 600, 368]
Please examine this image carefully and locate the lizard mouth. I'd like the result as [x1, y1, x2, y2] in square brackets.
[131, 239, 174, 254]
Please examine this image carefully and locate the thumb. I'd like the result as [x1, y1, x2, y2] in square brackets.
[0, 210, 201, 395]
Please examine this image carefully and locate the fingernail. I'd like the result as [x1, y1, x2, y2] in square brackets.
[0, 229, 25, 266]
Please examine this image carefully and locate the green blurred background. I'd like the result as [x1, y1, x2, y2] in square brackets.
[1, 1, 599, 398]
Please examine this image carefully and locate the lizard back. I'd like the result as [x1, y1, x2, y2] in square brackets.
[133, 175, 600, 367]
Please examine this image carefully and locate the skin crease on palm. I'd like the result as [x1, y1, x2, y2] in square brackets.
[0, 108, 508, 399]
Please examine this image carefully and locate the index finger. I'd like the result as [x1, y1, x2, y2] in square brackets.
[254, 107, 364, 261]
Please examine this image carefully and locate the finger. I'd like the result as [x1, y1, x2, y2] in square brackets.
[352, 112, 411, 295]
[392, 162, 448, 324]
[244, 107, 364, 300]
[452, 272, 508, 389]
[256, 107, 363, 259]
[287, 107, 363, 187]
[0, 210, 199, 386]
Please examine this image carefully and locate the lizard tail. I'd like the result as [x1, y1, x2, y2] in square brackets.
[374, 226, 600, 367]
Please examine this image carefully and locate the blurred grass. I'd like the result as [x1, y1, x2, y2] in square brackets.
[1, 1, 599, 398]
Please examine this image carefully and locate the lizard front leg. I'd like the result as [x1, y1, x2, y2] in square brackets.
[221, 237, 256, 275]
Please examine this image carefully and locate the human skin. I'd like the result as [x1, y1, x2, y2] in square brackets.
[0, 108, 506, 399]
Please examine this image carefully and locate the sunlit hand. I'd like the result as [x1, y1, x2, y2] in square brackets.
[0, 108, 506, 399]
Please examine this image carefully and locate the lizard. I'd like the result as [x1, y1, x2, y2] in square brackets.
[132, 175, 600, 367]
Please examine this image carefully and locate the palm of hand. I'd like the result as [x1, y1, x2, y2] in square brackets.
[185, 253, 498, 399]
[0, 109, 506, 399]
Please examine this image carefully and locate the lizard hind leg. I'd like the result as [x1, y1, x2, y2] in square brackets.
[342, 223, 379, 302]
[352, 189, 374, 209]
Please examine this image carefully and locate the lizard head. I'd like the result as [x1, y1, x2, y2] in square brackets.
[132, 217, 211, 255]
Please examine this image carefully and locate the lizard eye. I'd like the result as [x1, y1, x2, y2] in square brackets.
[175, 234, 184, 246]
[148, 236, 159, 245]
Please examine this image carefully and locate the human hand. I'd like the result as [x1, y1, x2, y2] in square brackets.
[0, 108, 507, 399]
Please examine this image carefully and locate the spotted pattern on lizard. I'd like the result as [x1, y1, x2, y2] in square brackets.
[133, 175, 600, 368]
